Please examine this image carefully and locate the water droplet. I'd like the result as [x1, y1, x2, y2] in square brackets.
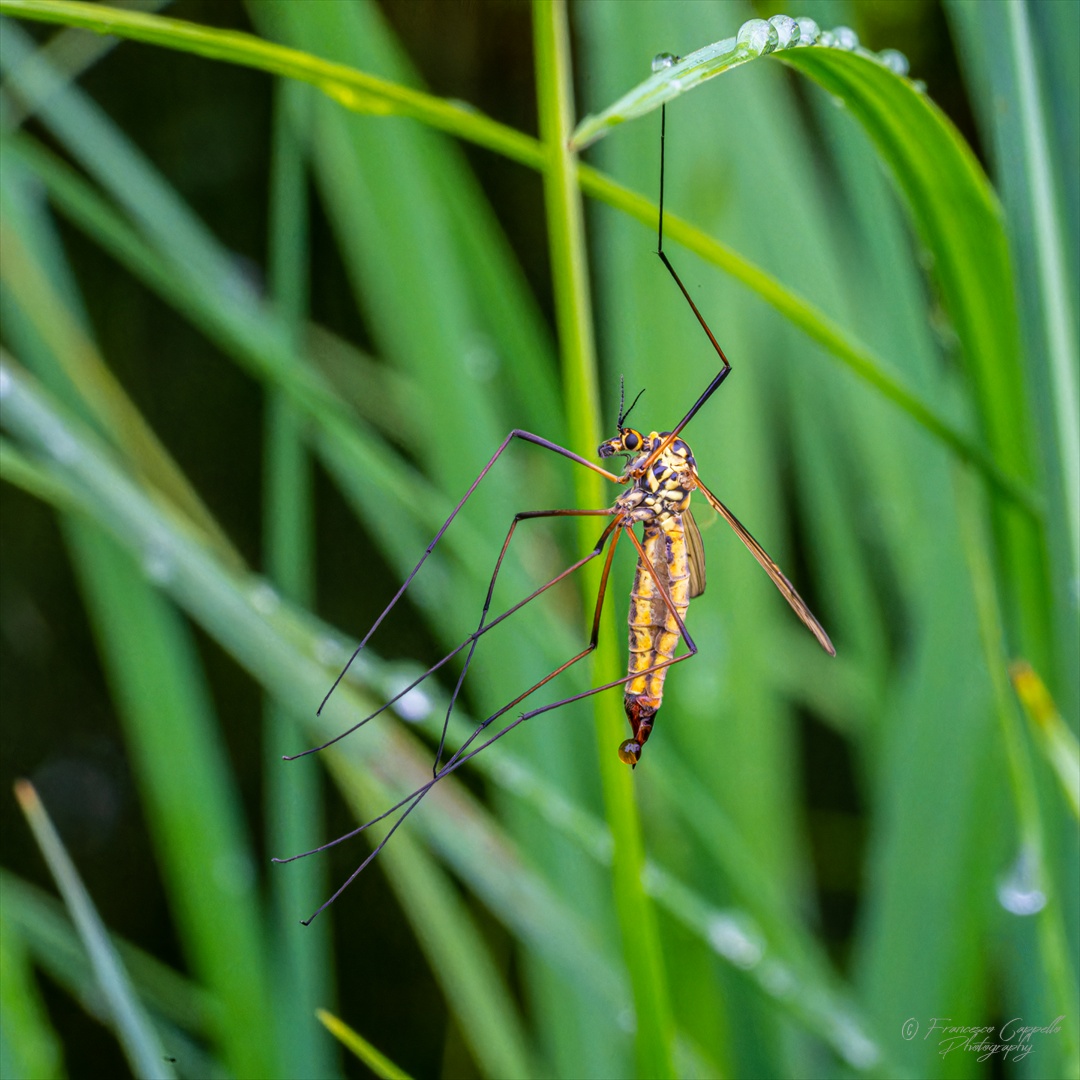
[46, 428, 77, 464]
[832, 1014, 881, 1069]
[314, 635, 346, 667]
[226, 254, 262, 307]
[0, 365, 11, 398]
[878, 48, 910, 77]
[794, 16, 820, 46]
[141, 538, 176, 584]
[833, 25, 859, 51]
[463, 338, 499, 382]
[737, 18, 779, 57]
[651, 52, 678, 73]
[616, 1007, 636, 1034]
[817, 30, 837, 49]
[760, 959, 795, 998]
[911, 79, 928, 94]
[250, 582, 280, 615]
[386, 675, 432, 723]
[707, 913, 764, 969]
[997, 845, 1047, 915]
[768, 15, 800, 50]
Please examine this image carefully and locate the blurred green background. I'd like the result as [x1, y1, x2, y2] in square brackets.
[1, 1, 1077, 1078]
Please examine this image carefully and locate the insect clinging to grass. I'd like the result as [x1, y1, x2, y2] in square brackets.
[276, 101, 835, 924]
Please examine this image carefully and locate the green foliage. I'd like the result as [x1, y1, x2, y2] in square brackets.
[1, 2, 1076, 1078]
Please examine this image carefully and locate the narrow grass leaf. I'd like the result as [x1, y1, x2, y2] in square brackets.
[0, 900, 64, 1080]
[0, 0, 1036, 509]
[316, 1009, 415, 1080]
[14, 781, 175, 1080]
[1010, 661, 1080, 820]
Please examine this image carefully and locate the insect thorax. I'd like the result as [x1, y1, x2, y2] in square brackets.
[616, 431, 696, 524]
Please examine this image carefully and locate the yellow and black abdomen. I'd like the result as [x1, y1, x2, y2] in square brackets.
[620, 512, 692, 765]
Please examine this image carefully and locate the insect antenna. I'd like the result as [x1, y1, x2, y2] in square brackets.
[619, 384, 646, 430]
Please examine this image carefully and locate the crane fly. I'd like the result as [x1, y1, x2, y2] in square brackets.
[276, 102, 835, 923]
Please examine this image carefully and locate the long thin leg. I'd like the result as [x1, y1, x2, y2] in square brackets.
[638, 104, 733, 474]
[278, 520, 705, 923]
[277, 521, 628, 924]
[289, 509, 621, 760]
[317, 430, 624, 717]
[434, 506, 620, 774]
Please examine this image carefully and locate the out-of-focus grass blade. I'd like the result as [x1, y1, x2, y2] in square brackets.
[316, 1009, 414, 1080]
[0, 0, 543, 167]
[2, 872, 225, 1078]
[0, 358, 600, 1059]
[0, 898, 64, 1080]
[945, 0, 1080, 725]
[1, 0, 168, 129]
[2, 164, 278, 1077]
[0, 0, 1035, 512]
[955, 467, 1080, 1077]
[254, 3, 607, 1073]
[0, 358, 900, 1071]
[262, 76, 337, 1080]
[1011, 661, 1080, 821]
[1, 871, 215, 1038]
[2, 354, 892, 1070]
[775, 45, 1048, 663]
[14, 781, 175, 1080]
[326, 755, 537, 1079]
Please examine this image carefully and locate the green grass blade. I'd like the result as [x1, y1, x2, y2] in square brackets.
[263, 77, 338, 1080]
[326, 757, 538, 1079]
[570, 14, 908, 148]
[0, 0, 1036, 511]
[776, 45, 1049, 659]
[0, 896, 65, 1080]
[2, 870, 216, 1040]
[534, 3, 675, 1077]
[2, 163, 279, 1075]
[954, 467, 1080, 1076]
[945, 0, 1080, 727]
[570, 18, 1051, 664]
[15, 780, 175, 1080]
[2, 354, 891, 1072]
[0, 357, 586, 1075]
[0, 0, 543, 167]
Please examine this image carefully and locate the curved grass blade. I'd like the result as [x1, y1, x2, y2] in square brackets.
[0, 0, 543, 168]
[570, 15, 913, 149]
[0, 0, 1036, 513]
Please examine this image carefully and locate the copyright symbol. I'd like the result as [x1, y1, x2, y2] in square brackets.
[902, 1017, 919, 1040]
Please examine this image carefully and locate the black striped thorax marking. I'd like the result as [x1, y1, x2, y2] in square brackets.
[616, 431, 696, 524]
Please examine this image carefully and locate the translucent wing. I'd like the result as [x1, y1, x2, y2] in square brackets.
[684, 508, 707, 599]
[691, 472, 835, 655]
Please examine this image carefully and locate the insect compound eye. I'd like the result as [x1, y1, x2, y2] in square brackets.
[618, 739, 642, 766]
[623, 429, 641, 451]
